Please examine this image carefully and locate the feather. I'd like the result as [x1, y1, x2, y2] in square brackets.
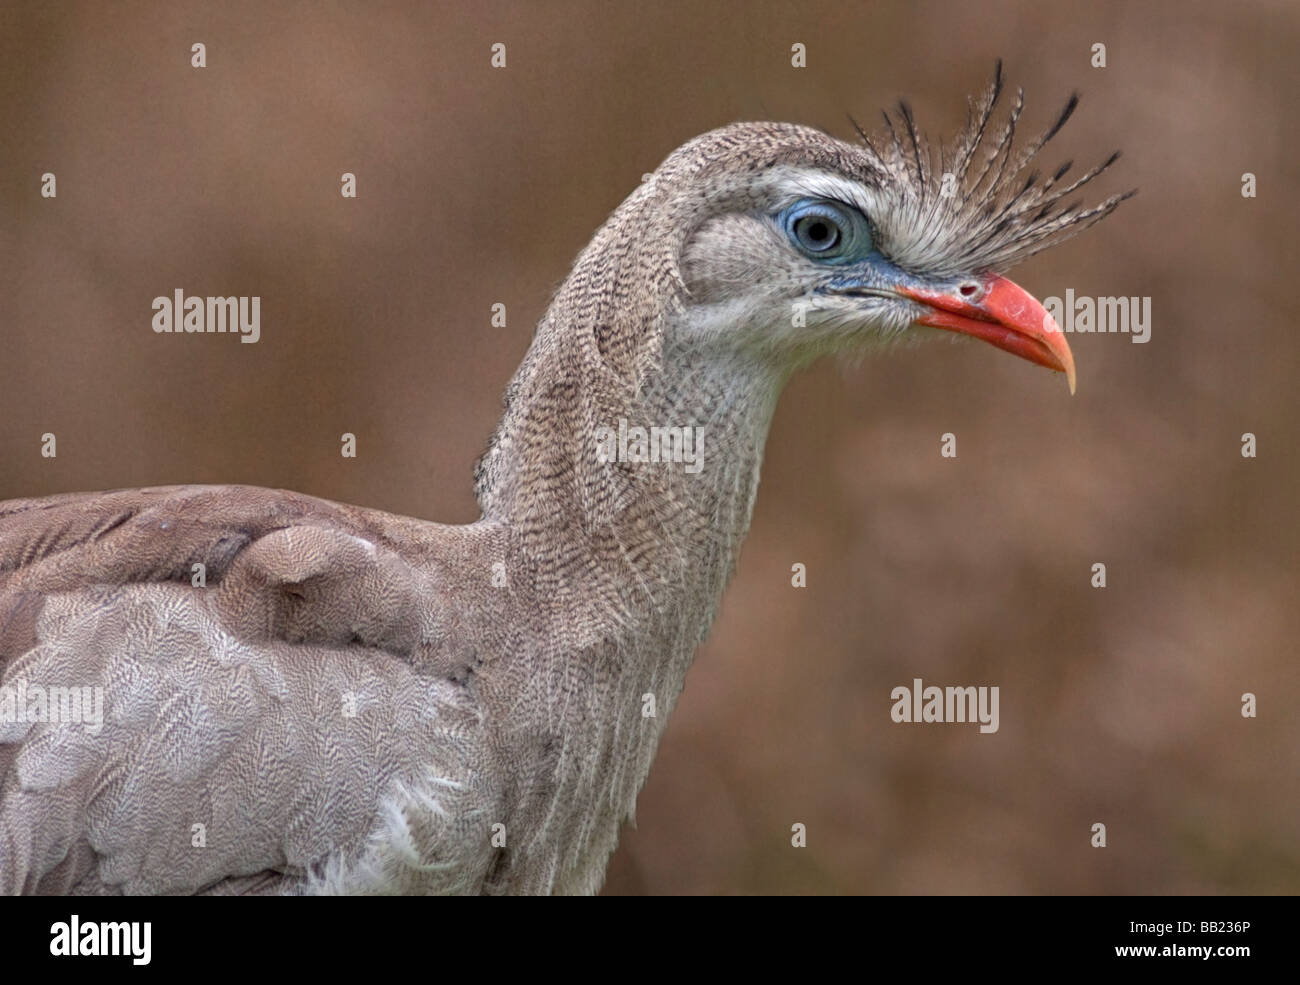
[855, 64, 1134, 275]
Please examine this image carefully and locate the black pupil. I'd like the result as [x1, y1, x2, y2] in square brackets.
[802, 218, 837, 249]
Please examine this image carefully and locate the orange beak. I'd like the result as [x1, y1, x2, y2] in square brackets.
[898, 275, 1076, 394]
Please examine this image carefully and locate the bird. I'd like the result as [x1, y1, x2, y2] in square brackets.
[0, 65, 1128, 895]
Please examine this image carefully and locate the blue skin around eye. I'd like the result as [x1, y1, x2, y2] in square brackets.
[777, 198, 946, 301]
[778, 198, 876, 264]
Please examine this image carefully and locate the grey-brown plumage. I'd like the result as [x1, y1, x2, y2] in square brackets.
[0, 69, 1126, 895]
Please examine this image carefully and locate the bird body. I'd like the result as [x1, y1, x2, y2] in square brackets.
[0, 70, 1126, 894]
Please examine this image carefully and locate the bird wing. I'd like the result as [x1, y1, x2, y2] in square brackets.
[0, 485, 497, 894]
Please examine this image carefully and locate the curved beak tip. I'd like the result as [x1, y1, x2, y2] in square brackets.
[1046, 317, 1078, 395]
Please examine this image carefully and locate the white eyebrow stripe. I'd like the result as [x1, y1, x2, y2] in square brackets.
[762, 167, 890, 220]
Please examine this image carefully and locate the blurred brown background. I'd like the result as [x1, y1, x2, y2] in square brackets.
[2, 0, 1296, 894]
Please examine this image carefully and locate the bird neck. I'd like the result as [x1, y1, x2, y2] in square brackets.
[481, 331, 785, 631]
[473, 320, 786, 892]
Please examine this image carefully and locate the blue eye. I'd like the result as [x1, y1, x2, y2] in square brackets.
[780, 199, 873, 262]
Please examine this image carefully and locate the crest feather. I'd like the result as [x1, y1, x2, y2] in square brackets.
[856, 61, 1134, 275]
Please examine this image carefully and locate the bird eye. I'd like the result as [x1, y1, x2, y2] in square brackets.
[780, 199, 872, 262]
[794, 215, 839, 252]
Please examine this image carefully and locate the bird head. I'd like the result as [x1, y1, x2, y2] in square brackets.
[660, 64, 1132, 393]
[477, 67, 1131, 525]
